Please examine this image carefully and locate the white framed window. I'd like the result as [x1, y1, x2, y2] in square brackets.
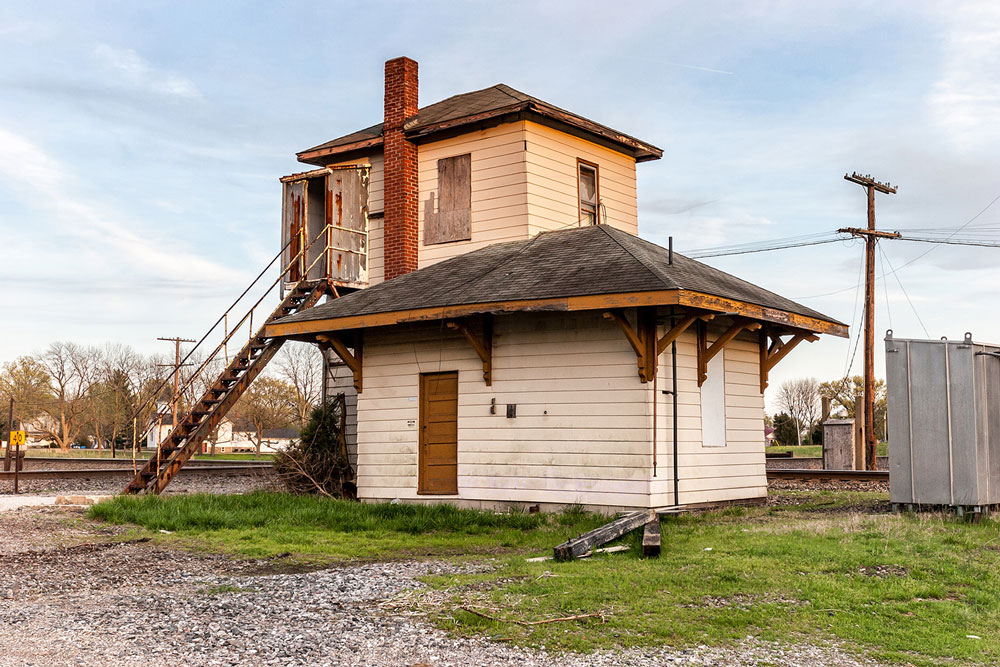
[578, 160, 599, 225]
[700, 351, 727, 447]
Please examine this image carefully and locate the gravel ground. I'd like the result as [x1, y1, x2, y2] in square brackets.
[765, 457, 888, 471]
[0, 469, 277, 496]
[0, 506, 893, 667]
[767, 478, 890, 493]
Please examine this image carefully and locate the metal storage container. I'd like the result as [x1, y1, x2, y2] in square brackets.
[885, 331, 1000, 509]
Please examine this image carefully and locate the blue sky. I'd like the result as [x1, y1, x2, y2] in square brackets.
[2, 1, 999, 410]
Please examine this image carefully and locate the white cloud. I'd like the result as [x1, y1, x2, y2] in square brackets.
[93, 43, 201, 100]
[0, 128, 236, 285]
[927, 3, 1000, 151]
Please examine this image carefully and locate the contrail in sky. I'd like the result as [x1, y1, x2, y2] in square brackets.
[663, 61, 734, 75]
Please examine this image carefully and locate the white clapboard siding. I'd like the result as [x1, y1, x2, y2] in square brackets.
[355, 311, 654, 508]
[325, 357, 359, 468]
[648, 328, 766, 507]
[416, 122, 530, 267]
[523, 121, 638, 236]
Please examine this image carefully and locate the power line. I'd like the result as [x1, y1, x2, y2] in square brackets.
[881, 245, 930, 338]
[685, 234, 844, 258]
[877, 241, 892, 332]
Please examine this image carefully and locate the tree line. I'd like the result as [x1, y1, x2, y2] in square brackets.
[770, 376, 887, 447]
[0, 341, 324, 454]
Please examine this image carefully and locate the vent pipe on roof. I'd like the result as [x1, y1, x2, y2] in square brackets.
[668, 236, 673, 265]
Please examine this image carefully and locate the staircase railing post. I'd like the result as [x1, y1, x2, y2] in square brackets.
[326, 222, 333, 281]
[299, 223, 307, 281]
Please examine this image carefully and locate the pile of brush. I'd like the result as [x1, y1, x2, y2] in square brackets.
[273, 394, 356, 499]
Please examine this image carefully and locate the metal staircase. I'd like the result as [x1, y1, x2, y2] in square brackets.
[123, 279, 333, 494]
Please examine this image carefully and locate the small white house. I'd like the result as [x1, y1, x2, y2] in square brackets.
[264, 57, 845, 512]
[148, 414, 298, 454]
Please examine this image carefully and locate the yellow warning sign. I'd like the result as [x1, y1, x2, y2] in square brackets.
[8, 431, 25, 447]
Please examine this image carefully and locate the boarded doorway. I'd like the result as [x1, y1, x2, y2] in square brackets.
[419, 371, 458, 494]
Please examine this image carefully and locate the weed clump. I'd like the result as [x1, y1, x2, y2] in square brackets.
[273, 395, 355, 498]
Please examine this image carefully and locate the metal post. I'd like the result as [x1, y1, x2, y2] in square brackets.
[3, 396, 11, 472]
[157, 337, 195, 430]
[132, 417, 138, 476]
[12, 418, 20, 494]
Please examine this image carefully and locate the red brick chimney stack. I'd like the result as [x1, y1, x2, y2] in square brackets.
[382, 57, 419, 280]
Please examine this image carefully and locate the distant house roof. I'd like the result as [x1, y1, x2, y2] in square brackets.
[266, 225, 846, 338]
[229, 418, 300, 440]
[297, 84, 662, 165]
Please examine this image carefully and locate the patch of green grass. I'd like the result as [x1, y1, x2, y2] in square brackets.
[88, 490, 1000, 665]
[766, 444, 822, 457]
[766, 442, 889, 458]
[430, 494, 1000, 666]
[88, 492, 607, 562]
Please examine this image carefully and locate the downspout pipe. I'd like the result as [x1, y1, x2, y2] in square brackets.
[672, 309, 680, 506]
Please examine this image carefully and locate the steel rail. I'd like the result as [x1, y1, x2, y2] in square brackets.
[22, 456, 273, 465]
[1, 464, 272, 481]
[766, 469, 888, 481]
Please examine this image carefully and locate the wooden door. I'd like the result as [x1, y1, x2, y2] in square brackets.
[419, 371, 458, 494]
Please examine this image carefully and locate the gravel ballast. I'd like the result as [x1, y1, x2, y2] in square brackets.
[0, 507, 890, 667]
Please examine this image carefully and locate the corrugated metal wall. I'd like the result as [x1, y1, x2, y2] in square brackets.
[886, 333, 1000, 507]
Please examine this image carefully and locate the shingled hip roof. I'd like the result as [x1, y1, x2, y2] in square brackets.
[267, 226, 846, 337]
[297, 84, 662, 164]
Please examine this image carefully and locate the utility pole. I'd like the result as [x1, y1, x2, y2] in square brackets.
[3, 396, 12, 472]
[157, 337, 195, 429]
[839, 172, 899, 470]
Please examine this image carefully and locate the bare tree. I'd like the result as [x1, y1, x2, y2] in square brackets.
[36, 342, 102, 450]
[274, 343, 323, 428]
[775, 377, 820, 446]
[87, 344, 145, 453]
[232, 376, 297, 457]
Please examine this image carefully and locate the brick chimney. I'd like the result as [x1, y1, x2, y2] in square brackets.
[383, 57, 419, 280]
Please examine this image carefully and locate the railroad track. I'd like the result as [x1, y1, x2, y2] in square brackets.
[21, 456, 271, 465]
[1, 464, 273, 481]
[766, 468, 888, 481]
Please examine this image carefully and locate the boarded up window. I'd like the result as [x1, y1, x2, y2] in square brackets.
[425, 153, 471, 245]
[700, 351, 727, 447]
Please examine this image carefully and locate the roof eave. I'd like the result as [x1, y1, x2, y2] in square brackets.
[296, 101, 663, 166]
[264, 289, 847, 339]
[296, 136, 384, 166]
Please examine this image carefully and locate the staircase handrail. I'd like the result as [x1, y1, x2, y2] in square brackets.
[130, 224, 334, 444]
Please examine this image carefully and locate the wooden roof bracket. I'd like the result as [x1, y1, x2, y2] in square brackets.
[445, 315, 493, 386]
[656, 311, 715, 356]
[604, 307, 657, 382]
[317, 332, 363, 392]
[758, 327, 819, 393]
[697, 318, 762, 387]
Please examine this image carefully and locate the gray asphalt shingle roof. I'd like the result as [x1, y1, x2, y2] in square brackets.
[274, 225, 841, 329]
[298, 84, 661, 161]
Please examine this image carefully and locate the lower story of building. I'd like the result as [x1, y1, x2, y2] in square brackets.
[326, 309, 768, 514]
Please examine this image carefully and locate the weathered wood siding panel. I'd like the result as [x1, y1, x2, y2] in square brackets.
[323, 154, 384, 285]
[355, 311, 653, 510]
[417, 122, 529, 268]
[523, 121, 638, 236]
[324, 356, 359, 469]
[649, 328, 767, 506]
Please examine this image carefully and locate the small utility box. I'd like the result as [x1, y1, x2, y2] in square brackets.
[886, 331, 1000, 511]
[822, 419, 856, 470]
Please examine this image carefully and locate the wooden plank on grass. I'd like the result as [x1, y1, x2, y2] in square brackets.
[642, 519, 661, 558]
[554, 509, 655, 561]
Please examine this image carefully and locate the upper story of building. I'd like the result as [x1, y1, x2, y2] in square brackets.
[279, 57, 662, 289]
